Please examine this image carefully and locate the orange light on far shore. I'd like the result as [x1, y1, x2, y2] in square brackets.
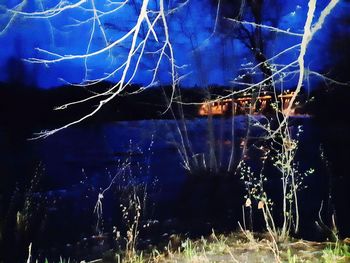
[198, 92, 297, 116]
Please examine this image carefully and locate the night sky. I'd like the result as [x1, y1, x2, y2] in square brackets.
[0, 0, 349, 89]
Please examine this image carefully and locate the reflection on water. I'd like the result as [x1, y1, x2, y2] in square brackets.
[1, 116, 349, 262]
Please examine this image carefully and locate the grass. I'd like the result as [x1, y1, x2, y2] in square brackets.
[322, 241, 350, 263]
[181, 239, 198, 261]
[44, 257, 70, 263]
[123, 253, 145, 263]
[286, 249, 299, 263]
[32, 232, 350, 263]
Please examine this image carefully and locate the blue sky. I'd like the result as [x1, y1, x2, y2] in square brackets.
[0, 0, 348, 89]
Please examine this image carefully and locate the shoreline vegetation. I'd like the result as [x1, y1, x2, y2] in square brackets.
[27, 230, 350, 263]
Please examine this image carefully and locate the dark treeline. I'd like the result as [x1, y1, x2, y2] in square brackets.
[1, 81, 349, 138]
[0, 82, 203, 135]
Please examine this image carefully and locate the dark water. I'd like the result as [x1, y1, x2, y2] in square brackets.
[1, 116, 349, 262]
